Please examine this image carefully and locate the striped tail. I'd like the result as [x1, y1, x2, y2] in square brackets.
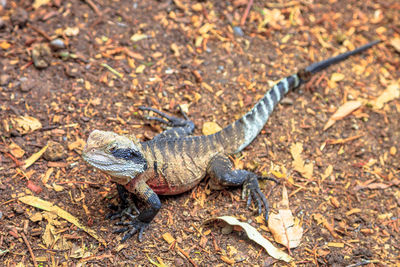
[212, 40, 380, 154]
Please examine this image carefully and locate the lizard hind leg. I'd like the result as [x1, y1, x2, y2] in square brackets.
[139, 105, 195, 140]
[207, 154, 278, 221]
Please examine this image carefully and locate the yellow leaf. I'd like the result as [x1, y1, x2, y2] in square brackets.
[0, 41, 11, 50]
[202, 121, 222, 135]
[323, 101, 362, 131]
[130, 33, 148, 42]
[68, 137, 85, 151]
[162, 232, 175, 244]
[330, 72, 345, 82]
[136, 64, 146, 73]
[33, 0, 50, 9]
[19, 195, 106, 245]
[24, 143, 48, 169]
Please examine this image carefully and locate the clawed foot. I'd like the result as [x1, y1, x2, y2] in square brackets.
[107, 202, 140, 221]
[114, 217, 150, 242]
[139, 106, 194, 129]
[242, 176, 279, 221]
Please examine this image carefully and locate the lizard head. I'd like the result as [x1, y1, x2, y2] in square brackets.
[82, 130, 147, 184]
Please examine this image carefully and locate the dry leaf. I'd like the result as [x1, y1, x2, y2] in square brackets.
[19, 195, 106, 245]
[33, 0, 50, 9]
[64, 27, 79, 36]
[290, 142, 313, 180]
[202, 121, 222, 135]
[330, 73, 345, 82]
[10, 116, 42, 134]
[0, 41, 11, 50]
[9, 142, 25, 158]
[390, 38, 400, 53]
[324, 101, 362, 130]
[372, 83, 400, 109]
[130, 33, 148, 42]
[204, 216, 293, 262]
[24, 143, 48, 169]
[136, 64, 146, 73]
[268, 186, 303, 249]
[162, 232, 175, 244]
[68, 137, 85, 151]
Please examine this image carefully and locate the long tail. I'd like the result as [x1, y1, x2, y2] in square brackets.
[211, 40, 380, 154]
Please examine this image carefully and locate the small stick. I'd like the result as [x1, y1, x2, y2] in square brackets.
[27, 23, 52, 41]
[240, 0, 254, 26]
[84, 0, 102, 16]
[176, 246, 198, 267]
[20, 232, 38, 267]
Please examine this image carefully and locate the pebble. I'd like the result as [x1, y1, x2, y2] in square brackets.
[20, 77, 35, 92]
[50, 38, 66, 50]
[0, 211, 3, 220]
[0, 0, 6, 7]
[10, 8, 28, 27]
[233, 26, 244, 37]
[44, 140, 65, 161]
[32, 43, 52, 69]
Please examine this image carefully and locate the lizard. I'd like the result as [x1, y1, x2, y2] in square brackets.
[82, 40, 379, 242]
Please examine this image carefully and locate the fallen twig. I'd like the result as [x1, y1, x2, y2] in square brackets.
[240, 0, 254, 26]
[20, 232, 38, 267]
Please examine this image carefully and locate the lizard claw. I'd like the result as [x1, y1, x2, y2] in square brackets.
[242, 175, 278, 221]
[114, 219, 150, 242]
[107, 202, 140, 221]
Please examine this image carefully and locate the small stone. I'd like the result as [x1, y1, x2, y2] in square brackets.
[233, 26, 244, 37]
[20, 77, 35, 92]
[0, 211, 3, 220]
[44, 141, 65, 161]
[32, 43, 52, 69]
[10, 8, 28, 27]
[221, 224, 233, 234]
[0, 74, 10, 86]
[50, 38, 66, 50]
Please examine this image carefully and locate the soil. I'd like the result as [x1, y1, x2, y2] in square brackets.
[1, 0, 399, 266]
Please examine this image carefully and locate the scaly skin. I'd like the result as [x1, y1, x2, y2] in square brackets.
[82, 40, 379, 242]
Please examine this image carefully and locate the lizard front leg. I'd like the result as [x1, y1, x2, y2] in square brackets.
[207, 154, 278, 220]
[114, 180, 161, 242]
[107, 184, 140, 220]
[139, 106, 195, 140]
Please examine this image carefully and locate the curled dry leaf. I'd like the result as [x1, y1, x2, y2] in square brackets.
[323, 100, 362, 131]
[9, 142, 25, 158]
[24, 143, 48, 169]
[204, 216, 293, 262]
[290, 142, 313, 180]
[268, 186, 303, 249]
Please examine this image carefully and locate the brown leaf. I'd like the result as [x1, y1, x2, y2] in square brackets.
[324, 101, 362, 130]
[268, 186, 303, 249]
[290, 142, 313, 179]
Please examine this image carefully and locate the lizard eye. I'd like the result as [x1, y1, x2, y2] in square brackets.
[107, 143, 117, 153]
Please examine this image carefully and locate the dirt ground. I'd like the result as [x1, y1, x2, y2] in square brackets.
[1, 0, 399, 266]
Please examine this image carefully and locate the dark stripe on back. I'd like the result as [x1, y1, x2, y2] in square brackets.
[270, 87, 278, 105]
[277, 81, 286, 96]
[286, 75, 295, 89]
